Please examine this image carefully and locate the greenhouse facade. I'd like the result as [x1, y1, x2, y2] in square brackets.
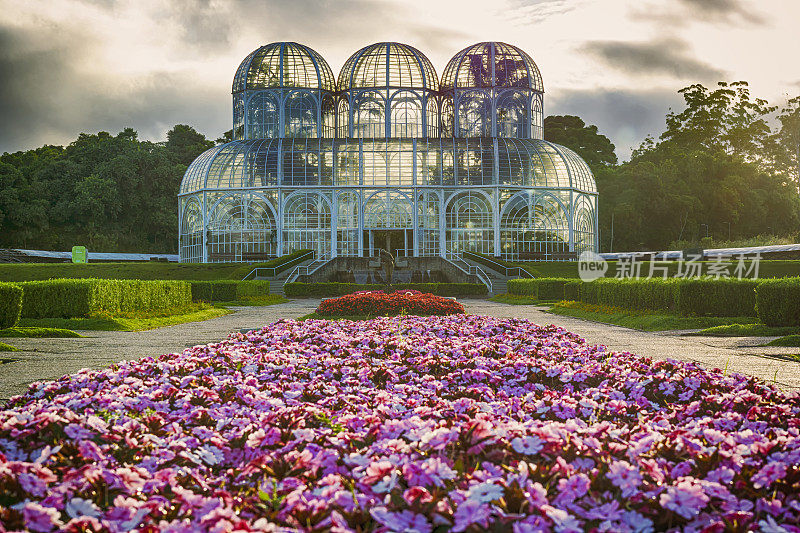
[178, 42, 597, 263]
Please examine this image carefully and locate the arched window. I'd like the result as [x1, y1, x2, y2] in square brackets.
[418, 191, 440, 256]
[364, 191, 412, 229]
[573, 195, 596, 254]
[337, 97, 350, 138]
[496, 90, 528, 138]
[389, 90, 423, 137]
[531, 94, 543, 140]
[352, 91, 386, 138]
[445, 192, 494, 256]
[179, 198, 204, 263]
[208, 194, 277, 262]
[336, 191, 360, 256]
[283, 192, 331, 258]
[457, 91, 491, 137]
[284, 91, 318, 138]
[321, 94, 336, 138]
[246, 92, 279, 139]
[440, 97, 454, 137]
[500, 193, 568, 261]
[233, 95, 245, 140]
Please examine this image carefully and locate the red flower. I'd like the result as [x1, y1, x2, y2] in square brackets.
[315, 290, 464, 317]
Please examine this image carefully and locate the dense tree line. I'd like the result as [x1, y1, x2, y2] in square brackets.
[0, 126, 212, 252]
[546, 82, 800, 251]
[0, 81, 797, 254]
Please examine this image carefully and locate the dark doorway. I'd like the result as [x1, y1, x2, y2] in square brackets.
[364, 229, 413, 257]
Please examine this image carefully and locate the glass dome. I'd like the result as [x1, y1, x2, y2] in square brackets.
[441, 42, 543, 92]
[232, 42, 336, 93]
[338, 42, 438, 91]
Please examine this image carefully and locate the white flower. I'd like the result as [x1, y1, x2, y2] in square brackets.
[467, 481, 504, 503]
[66, 497, 100, 519]
[511, 435, 544, 455]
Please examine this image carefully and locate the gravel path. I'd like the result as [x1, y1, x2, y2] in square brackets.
[1, 299, 798, 399]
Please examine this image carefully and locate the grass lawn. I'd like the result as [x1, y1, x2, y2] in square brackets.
[20, 305, 231, 331]
[548, 301, 759, 332]
[765, 334, 800, 347]
[0, 342, 19, 352]
[0, 326, 82, 338]
[0, 251, 311, 282]
[489, 293, 541, 305]
[686, 324, 800, 337]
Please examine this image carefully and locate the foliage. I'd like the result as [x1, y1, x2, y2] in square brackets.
[190, 281, 270, 303]
[0, 327, 82, 338]
[544, 115, 617, 169]
[507, 278, 570, 301]
[315, 290, 465, 317]
[2, 315, 799, 531]
[488, 294, 540, 305]
[591, 81, 800, 252]
[0, 126, 213, 252]
[284, 282, 487, 298]
[674, 278, 759, 317]
[18, 279, 192, 318]
[0, 342, 19, 352]
[755, 278, 800, 326]
[0, 282, 23, 329]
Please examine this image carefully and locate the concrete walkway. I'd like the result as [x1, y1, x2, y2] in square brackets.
[1, 299, 798, 399]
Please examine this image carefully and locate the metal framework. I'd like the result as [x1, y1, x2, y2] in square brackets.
[179, 41, 597, 262]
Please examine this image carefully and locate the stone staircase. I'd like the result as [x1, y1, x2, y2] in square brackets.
[260, 258, 315, 296]
[460, 256, 518, 296]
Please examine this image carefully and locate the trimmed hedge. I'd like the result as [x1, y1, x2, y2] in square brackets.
[284, 282, 487, 298]
[675, 278, 759, 317]
[564, 280, 582, 301]
[506, 279, 537, 297]
[756, 278, 800, 326]
[507, 278, 571, 301]
[18, 279, 192, 318]
[0, 282, 23, 329]
[190, 280, 270, 302]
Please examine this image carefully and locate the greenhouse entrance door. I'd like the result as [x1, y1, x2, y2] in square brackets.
[364, 229, 413, 258]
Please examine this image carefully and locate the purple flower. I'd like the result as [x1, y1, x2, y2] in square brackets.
[451, 500, 491, 532]
[21, 502, 62, 532]
[511, 435, 544, 455]
[607, 460, 642, 497]
[466, 481, 504, 503]
[752, 462, 787, 489]
[371, 508, 432, 533]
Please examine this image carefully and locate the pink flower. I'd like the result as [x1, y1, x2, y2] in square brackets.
[555, 473, 590, 504]
[404, 486, 434, 505]
[659, 479, 710, 519]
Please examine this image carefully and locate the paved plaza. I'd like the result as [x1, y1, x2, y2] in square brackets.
[1, 299, 798, 399]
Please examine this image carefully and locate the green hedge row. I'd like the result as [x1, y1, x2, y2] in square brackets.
[756, 278, 800, 326]
[190, 280, 270, 302]
[507, 278, 571, 300]
[18, 279, 192, 318]
[284, 282, 488, 298]
[508, 276, 765, 318]
[0, 283, 23, 329]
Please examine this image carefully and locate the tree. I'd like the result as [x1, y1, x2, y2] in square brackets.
[166, 125, 214, 166]
[544, 115, 617, 169]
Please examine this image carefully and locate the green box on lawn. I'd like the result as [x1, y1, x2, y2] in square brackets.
[71, 246, 88, 264]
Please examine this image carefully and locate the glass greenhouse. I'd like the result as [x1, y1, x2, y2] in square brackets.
[178, 41, 597, 263]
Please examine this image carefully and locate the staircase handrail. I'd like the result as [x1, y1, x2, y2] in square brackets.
[242, 250, 315, 280]
[285, 257, 331, 284]
[442, 257, 493, 294]
[461, 251, 533, 279]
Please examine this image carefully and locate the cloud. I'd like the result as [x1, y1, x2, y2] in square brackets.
[547, 87, 685, 161]
[580, 37, 726, 82]
[631, 0, 766, 27]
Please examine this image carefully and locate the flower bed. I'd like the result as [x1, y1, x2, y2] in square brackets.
[1, 315, 799, 531]
[315, 289, 465, 317]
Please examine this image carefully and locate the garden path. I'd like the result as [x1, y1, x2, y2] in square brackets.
[464, 300, 800, 391]
[1, 299, 798, 399]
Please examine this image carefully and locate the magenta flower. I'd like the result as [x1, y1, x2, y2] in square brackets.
[607, 460, 643, 497]
[451, 500, 491, 532]
[371, 507, 432, 533]
[752, 462, 787, 489]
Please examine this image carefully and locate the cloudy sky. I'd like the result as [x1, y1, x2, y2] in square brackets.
[1, 0, 798, 159]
